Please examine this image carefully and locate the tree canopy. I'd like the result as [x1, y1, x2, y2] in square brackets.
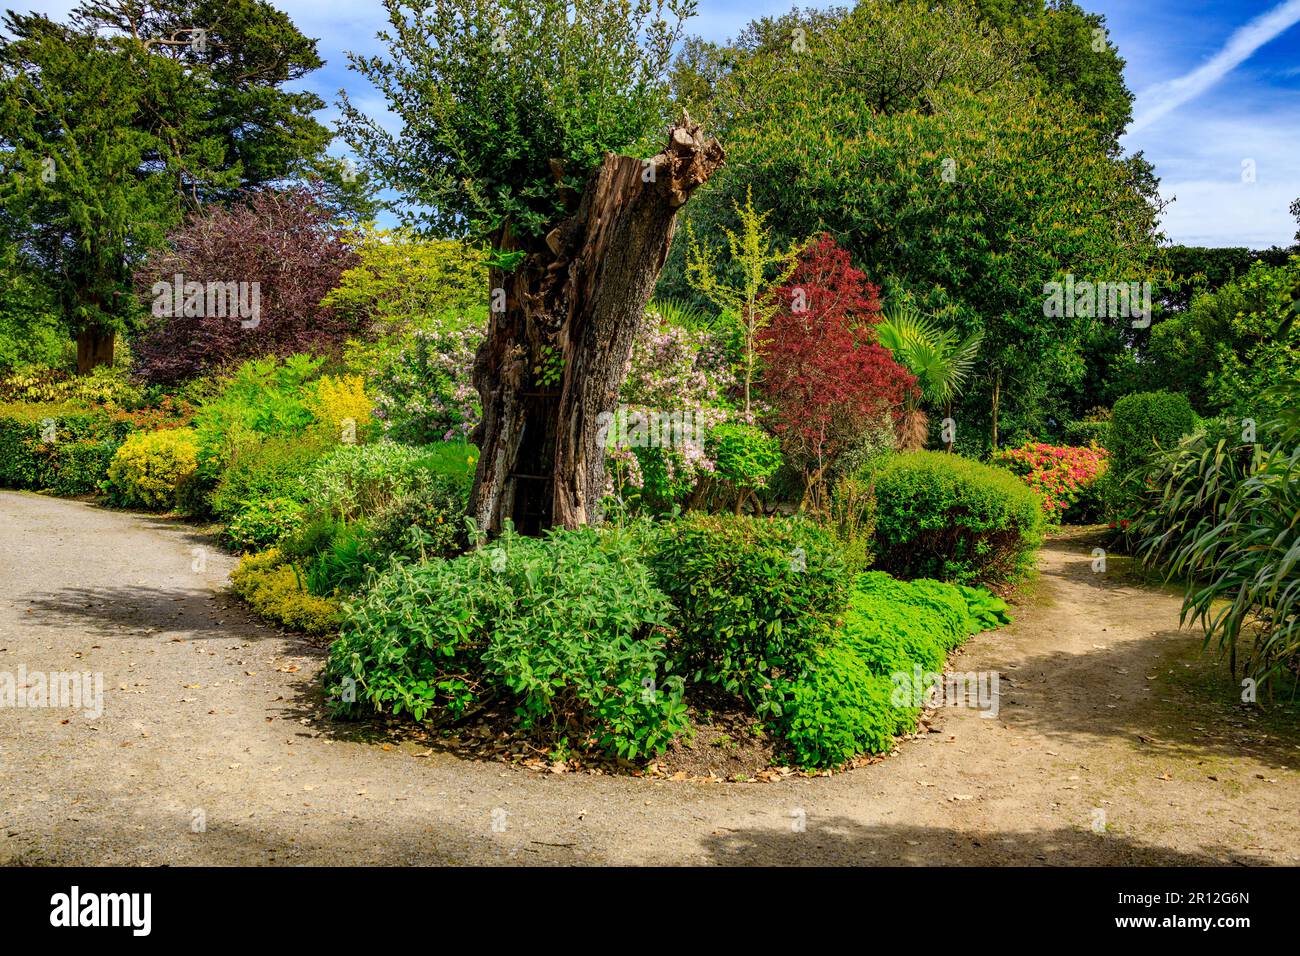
[340, 0, 697, 244]
[0, 0, 336, 363]
[660, 0, 1163, 450]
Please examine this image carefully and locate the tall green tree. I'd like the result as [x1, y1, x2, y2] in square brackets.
[0, 0, 333, 370]
[661, 0, 1162, 451]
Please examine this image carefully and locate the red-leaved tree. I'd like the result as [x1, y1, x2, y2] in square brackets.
[133, 188, 361, 383]
[759, 235, 915, 505]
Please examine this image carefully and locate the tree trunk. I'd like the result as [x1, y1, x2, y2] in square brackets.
[990, 369, 1001, 452]
[469, 115, 724, 535]
[76, 328, 115, 373]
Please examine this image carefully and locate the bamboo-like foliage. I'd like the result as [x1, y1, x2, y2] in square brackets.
[684, 186, 808, 417]
[1136, 381, 1300, 687]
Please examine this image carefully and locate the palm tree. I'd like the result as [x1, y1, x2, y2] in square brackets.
[875, 302, 983, 452]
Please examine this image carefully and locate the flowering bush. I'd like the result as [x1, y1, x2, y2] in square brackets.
[604, 311, 738, 512]
[367, 327, 481, 444]
[992, 441, 1109, 522]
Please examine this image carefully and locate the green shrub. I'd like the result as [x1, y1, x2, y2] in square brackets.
[649, 513, 849, 716]
[360, 469, 470, 564]
[300, 441, 468, 522]
[784, 648, 898, 767]
[705, 420, 782, 499]
[104, 428, 199, 510]
[415, 441, 480, 482]
[48, 437, 121, 496]
[303, 522, 380, 596]
[272, 442, 476, 596]
[230, 549, 342, 635]
[872, 451, 1044, 585]
[827, 472, 877, 572]
[210, 432, 331, 519]
[192, 353, 324, 479]
[1107, 387, 1196, 481]
[0, 402, 128, 493]
[0, 363, 144, 408]
[1064, 419, 1109, 447]
[782, 572, 981, 768]
[224, 497, 307, 552]
[326, 526, 688, 760]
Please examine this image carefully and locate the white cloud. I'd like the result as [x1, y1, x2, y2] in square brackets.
[1146, 109, 1300, 248]
[1131, 0, 1300, 132]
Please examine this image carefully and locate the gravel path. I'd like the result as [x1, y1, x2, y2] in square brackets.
[2, 489, 1297, 865]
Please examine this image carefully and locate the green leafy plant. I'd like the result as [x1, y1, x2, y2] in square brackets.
[327, 526, 688, 760]
[649, 513, 849, 716]
[783, 571, 982, 768]
[875, 301, 982, 451]
[827, 472, 877, 573]
[1136, 388, 1300, 689]
[224, 497, 308, 552]
[704, 420, 782, 511]
[957, 584, 1013, 631]
[192, 354, 325, 481]
[300, 442, 445, 523]
[210, 432, 331, 520]
[872, 451, 1044, 585]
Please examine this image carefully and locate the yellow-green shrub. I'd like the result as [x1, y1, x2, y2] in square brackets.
[231, 548, 341, 636]
[105, 428, 199, 509]
[307, 373, 374, 443]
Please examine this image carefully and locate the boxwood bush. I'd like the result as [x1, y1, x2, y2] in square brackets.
[1105, 390, 1198, 518]
[1109, 391, 1198, 479]
[649, 513, 849, 717]
[872, 451, 1043, 585]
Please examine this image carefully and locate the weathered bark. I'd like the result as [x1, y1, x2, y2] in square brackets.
[76, 328, 115, 373]
[469, 114, 724, 535]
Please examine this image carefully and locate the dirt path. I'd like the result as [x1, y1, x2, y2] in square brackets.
[2, 490, 1297, 866]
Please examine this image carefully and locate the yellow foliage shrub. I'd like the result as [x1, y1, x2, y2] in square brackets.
[105, 428, 199, 509]
[308, 374, 374, 444]
[231, 548, 341, 636]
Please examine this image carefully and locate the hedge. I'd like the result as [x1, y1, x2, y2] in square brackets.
[0, 402, 129, 495]
[871, 451, 1044, 585]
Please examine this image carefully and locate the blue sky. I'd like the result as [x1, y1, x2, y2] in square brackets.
[15, 0, 1300, 248]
